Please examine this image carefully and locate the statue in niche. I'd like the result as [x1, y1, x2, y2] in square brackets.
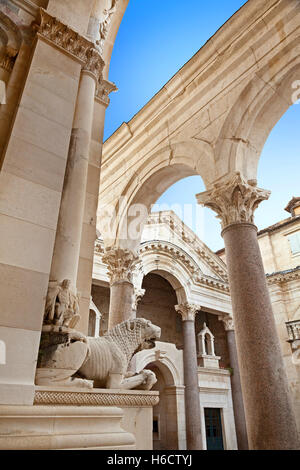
[44, 279, 81, 329]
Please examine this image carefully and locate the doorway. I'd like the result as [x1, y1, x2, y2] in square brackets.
[204, 408, 224, 450]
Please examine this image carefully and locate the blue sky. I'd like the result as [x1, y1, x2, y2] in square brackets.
[104, 0, 300, 252]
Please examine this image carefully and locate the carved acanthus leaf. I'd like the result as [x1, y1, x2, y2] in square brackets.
[132, 288, 146, 311]
[102, 248, 140, 284]
[175, 303, 201, 322]
[96, 79, 118, 106]
[197, 172, 271, 230]
[218, 315, 235, 331]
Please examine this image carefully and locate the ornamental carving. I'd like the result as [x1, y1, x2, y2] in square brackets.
[175, 303, 201, 322]
[38, 9, 104, 83]
[96, 79, 118, 106]
[196, 172, 271, 230]
[98, 0, 120, 53]
[102, 248, 140, 284]
[44, 279, 80, 329]
[132, 288, 146, 311]
[218, 314, 235, 331]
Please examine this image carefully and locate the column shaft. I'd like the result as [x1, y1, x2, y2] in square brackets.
[223, 223, 299, 450]
[182, 320, 202, 450]
[226, 329, 248, 450]
[108, 280, 134, 329]
[50, 72, 96, 289]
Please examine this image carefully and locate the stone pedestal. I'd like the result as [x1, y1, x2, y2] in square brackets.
[0, 387, 159, 450]
[176, 303, 202, 450]
[197, 173, 300, 450]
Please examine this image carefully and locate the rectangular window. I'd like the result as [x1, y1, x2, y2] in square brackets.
[288, 232, 300, 255]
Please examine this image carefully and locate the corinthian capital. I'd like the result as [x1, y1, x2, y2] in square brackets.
[175, 303, 201, 322]
[196, 172, 271, 230]
[102, 248, 140, 284]
[218, 315, 235, 331]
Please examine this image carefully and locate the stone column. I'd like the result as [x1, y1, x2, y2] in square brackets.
[219, 315, 248, 450]
[103, 248, 140, 330]
[197, 172, 299, 450]
[175, 303, 202, 450]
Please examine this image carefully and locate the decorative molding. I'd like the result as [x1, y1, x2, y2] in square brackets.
[34, 389, 159, 407]
[286, 320, 300, 343]
[175, 303, 201, 322]
[102, 248, 140, 284]
[196, 172, 271, 230]
[218, 314, 235, 331]
[132, 288, 145, 311]
[267, 266, 300, 285]
[37, 9, 104, 83]
[96, 79, 118, 106]
[146, 212, 228, 281]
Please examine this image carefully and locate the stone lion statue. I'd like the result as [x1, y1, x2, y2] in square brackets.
[77, 318, 161, 390]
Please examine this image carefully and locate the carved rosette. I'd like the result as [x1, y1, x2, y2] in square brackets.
[132, 288, 146, 311]
[38, 9, 104, 84]
[102, 248, 140, 284]
[196, 172, 271, 230]
[219, 315, 235, 331]
[175, 303, 201, 322]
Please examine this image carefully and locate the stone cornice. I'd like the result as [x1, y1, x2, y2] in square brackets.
[95, 79, 118, 106]
[175, 303, 201, 322]
[197, 172, 271, 230]
[34, 388, 159, 407]
[267, 266, 300, 285]
[102, 248, 140, 284]
[37, 9, 104, 84]
[146, 211, 228, 281]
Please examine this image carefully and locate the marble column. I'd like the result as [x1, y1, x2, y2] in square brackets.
[103, 248, 140, 330]
[219, 315, 248, 450]
[197, 172, 299, 450]
[175, 303, 202, 450]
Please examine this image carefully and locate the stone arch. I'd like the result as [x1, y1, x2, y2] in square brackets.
[215, 40, 300, 182]
[99, 141, 208, 252]
[135, 349, 181, 388]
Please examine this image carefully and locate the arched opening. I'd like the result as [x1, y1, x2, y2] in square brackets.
[144, 361, 179, 451]
[137, 273, 184, 349]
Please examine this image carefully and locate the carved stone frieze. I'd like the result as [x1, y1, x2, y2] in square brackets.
[37, 9, 104, 83]
[102, 248, 140, 284]
[34, 389, 159, 407]
[175, 303, 201, 322]
[196, 172, 271, 230]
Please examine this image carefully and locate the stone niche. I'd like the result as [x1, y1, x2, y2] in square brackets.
[0, 387, 159, 450]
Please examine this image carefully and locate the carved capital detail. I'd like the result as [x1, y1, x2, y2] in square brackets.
[102, 248, 140, 284]
[96, 79, 118, 106]
[196, 172, 271, 230]
[175, 303, 201, 322]
[132, 288, 146, 311]
[218, 315, 235, 331]
[38, 9, 104, 83]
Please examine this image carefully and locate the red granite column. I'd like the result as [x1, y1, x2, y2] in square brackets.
[219, 315, 248, 450]
[197, 173, 299, 450]
[175, 303, 203, 450]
